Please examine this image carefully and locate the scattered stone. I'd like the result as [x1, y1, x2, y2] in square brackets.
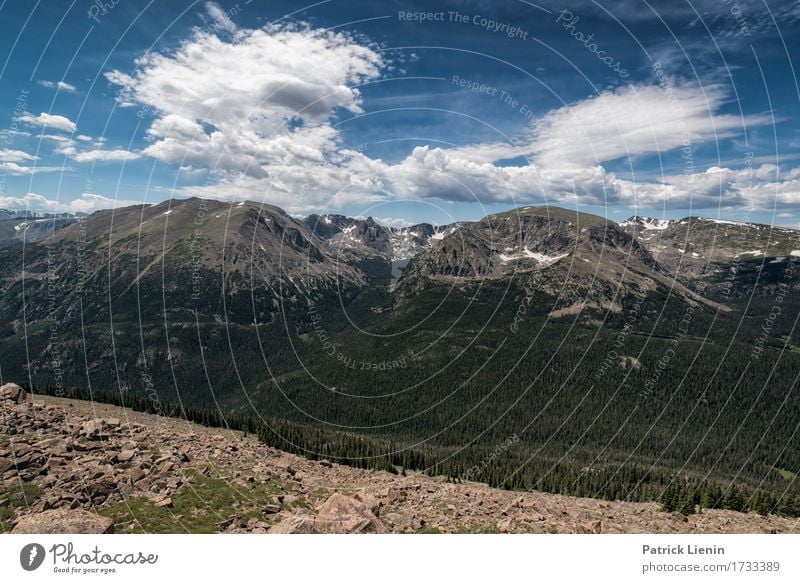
[12, 509, 114, 534]
[3, 394, 800, 535]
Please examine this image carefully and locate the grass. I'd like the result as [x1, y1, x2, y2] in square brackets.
[99, 467, 287, 533]
[0, 483, 42, 533]
[781, 337, 800, 354]
[777, 468, 796, 481]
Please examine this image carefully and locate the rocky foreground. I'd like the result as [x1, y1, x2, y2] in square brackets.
[2, 383, 799, 534]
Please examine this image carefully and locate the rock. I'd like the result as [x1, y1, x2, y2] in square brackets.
[86, 477, 117, 499]
[278, 494, 299, 506]
[154, 497, 172, 508]
[355, 491, 381, 516]
[315, 493, 386, 534]
[498, 519, 512, 533]
[382, 511, 420, 532]
[12, 509, 114, 534]
[0, 383, 26, 404]
[116, 450, 136, 463]
[272, 458, 296, 476]
[81, 419, 106, 440]
[576, 520, 603, 534]
[262, 504, 281, 515]
[268, 513, 317, 534]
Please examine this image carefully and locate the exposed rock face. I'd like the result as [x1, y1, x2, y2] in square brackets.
[0, 383, 26, 404]
[314, 493, 386, 534]
[12, 509, 114, 534]
[2, 394, 800, 534]
[302, 214, 448, 262]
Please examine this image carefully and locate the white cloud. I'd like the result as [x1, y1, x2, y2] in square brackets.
[71, 149, 140, 163]
[0, 162, 64, 175]
[0, 149, 38, 163]
[0, 144, 70, 174]
[105, 22, 385, 209]
[18, 112, 77, 133]
[529, 83, 770, 170]
[103, 13, 799, 214]
[0, 192, 140, 213]
[204, 2, 237, 34]
[38, 80, 78, 93]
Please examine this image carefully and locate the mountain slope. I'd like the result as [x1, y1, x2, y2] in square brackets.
[399, 206, 726, 313]
[4, 391, 800, 534]
[0, 197, 365, 401]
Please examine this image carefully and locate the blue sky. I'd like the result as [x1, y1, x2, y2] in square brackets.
[1, 0, 799, 226]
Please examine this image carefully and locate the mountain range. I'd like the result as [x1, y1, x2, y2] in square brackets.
[2, 197, 800, 511]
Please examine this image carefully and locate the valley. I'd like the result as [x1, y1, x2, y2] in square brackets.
[1, 199, 800, 521]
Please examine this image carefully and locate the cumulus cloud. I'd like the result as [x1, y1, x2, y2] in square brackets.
[38, 80, 77, 93]
[104, 22, 385, 209]
[101, 13, 797, 214]
[18, 112, 77, 133]
[0, 192, 141, 214]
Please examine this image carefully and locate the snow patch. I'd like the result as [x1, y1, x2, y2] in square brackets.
[620, 217, 671, 230]
[498, 247, 569, 266]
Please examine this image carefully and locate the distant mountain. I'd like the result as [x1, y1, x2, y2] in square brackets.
[620, 215, 800, 290]
[618, 215, 674, 235]
[0, 209, 83, 246]
[302, 213, 456, 261]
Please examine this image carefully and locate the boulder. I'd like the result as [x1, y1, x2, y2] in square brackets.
[314, 493, 386, 534]
[81, 419, 105, 439]
[12, 509, 114, 534]
[0, 383, 26, 404]
[262, 504, 281, 515]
